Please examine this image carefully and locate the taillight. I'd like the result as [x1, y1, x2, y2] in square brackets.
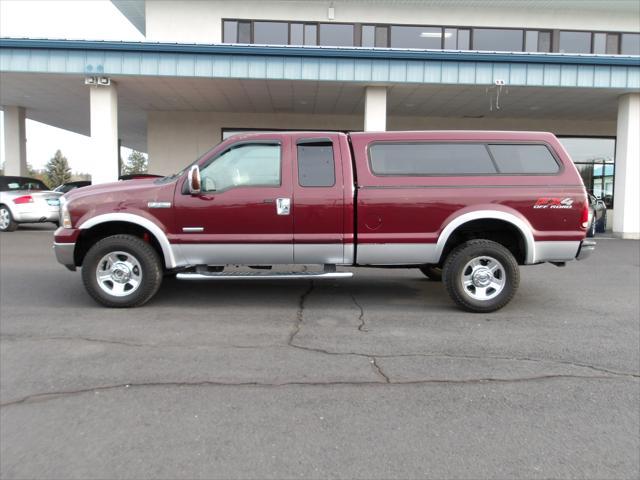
[581, 202, 589, 229]
[13, 195, 33, 204]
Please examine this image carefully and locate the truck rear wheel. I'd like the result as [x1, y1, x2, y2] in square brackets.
[442, 239, 519, 313]
[81, 234, 163, 308]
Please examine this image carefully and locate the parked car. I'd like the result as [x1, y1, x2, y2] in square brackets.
[0, 176, 62, 232]
[586, 193, 607, 237]
[54, 180, 91, 194]
[53, 131, 595, 312]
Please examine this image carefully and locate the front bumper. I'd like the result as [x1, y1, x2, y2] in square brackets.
[576, 239, 596, 261]
[53, 242, 76, 271]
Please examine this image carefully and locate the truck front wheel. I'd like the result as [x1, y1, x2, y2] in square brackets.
[81, 234, 163, 308]
[442, 240, 519, 313]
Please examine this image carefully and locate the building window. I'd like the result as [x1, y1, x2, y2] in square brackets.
[559, 137, 616, 208]
[222, 19, 639, 56]
[593, 33, 620, 54]
[304, 24, 318, 45]
[223, 21, 237, 43]
[253, 21, 289, 44]
[525, 30, 551, 52]
[443, 28, 471, 50]
[621, 33, 640, 55]
[319, 23, 354, 46]
[559, 31, 592, 53]
[223, 20, 251, 43]
[473, 28, 524, 51]
[390, 26, 443, 49]
[290, 23, 304, 45]
[238, 21, 251, 43]
[362, 25, 389, 48]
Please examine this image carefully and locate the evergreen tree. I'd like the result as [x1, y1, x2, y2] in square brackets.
[122, 150, 148, 176]
[45, 150, 72, 187]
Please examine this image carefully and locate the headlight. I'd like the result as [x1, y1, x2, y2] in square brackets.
[59, 196, 72, 229]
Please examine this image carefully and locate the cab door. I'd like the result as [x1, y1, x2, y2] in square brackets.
[292, 135, 345, 264]
[172, 137, 294, 265]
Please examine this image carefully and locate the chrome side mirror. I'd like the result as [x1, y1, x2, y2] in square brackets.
[187, 165, 201, 195]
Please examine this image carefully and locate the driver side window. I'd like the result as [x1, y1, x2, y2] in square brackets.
[200, 143, 281, 192]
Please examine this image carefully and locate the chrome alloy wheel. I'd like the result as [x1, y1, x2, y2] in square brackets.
[0, 208, 10, 230]
[460, 255, 506, 301]
[95, 251, 143, 297]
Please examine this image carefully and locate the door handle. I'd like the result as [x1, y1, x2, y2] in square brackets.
[276, 198, 291, 215]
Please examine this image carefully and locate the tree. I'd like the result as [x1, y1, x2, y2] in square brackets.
[45, 150, 72, 188]
[121, 150, 148, 176]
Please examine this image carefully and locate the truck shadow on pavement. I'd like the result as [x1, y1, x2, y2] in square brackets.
[152, 275, 454, 312]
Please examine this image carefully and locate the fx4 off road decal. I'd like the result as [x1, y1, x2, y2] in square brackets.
[533, 197, 574, 209]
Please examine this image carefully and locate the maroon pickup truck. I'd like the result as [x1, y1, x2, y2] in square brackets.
[54, 131, 595, 312]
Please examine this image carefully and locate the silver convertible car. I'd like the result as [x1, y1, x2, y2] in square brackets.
[0, 176, 62, 232]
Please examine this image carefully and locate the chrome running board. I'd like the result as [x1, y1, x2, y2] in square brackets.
[176, 271, 353, 280]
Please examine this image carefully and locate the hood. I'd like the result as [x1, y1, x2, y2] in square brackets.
[63, 177, 178, 225]
[65, 177, 160, 202]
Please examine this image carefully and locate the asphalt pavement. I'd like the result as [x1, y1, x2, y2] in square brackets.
[1, 225, 639, 479]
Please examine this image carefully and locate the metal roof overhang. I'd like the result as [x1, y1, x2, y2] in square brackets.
[1, 38, 639, 89]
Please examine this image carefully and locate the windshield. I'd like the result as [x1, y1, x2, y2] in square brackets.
[0, 177, 49, 192]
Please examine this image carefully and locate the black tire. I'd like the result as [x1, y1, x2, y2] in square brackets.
[81, 234, 163, 308]
[419, 264, 442, 281]
[0, 205, 18, 232]
[442, 239, 520, 313]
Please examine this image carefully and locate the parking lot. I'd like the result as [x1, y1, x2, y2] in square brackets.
[1, 227, 638, 479]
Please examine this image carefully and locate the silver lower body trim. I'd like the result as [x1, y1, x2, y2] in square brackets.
[173, 243, 354, 267]
[175, 244, 292, 266]
[357, 243, 438, 265]
[532, 241, 581, 263]
[294, 244, 344, 264]
[176, 271, 353, 280]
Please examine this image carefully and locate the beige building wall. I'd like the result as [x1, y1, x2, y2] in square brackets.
[147, 110, 616, 174]
[145, 0, 639, 44]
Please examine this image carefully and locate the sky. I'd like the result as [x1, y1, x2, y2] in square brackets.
[0, 0, 145, 172]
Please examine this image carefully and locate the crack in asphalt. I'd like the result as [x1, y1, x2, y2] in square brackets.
[3, 335, 637, 380]
[286, 282, 390, 383]
[350, 293, 367, 332]
[1, 374, 630, 408]
[2, 282, 638, 408]
[287, 281, 315, 346]
[371, 357, 390, 383]
[1, 333, 147, 348]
